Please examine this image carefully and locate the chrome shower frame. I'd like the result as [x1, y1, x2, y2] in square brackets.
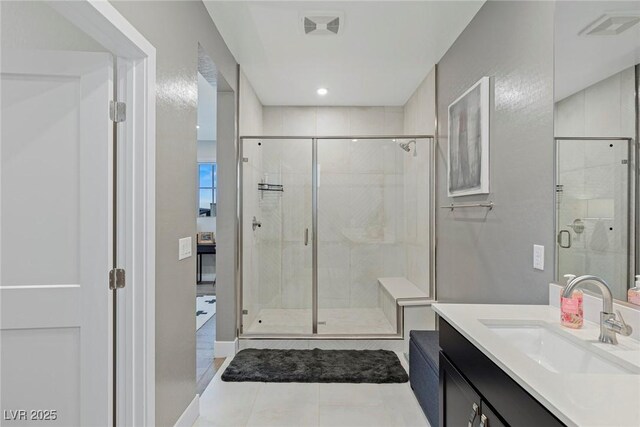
[237, 135, 435, 339]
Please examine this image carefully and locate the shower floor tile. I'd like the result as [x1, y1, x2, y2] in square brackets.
[244, 308, 396, 335]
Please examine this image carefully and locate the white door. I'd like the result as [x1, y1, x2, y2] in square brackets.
[1, 49, 113, 426]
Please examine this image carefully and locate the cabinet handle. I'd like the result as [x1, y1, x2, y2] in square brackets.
[304, 228, 309, 246]
[468, 403, 479, 427]
[479, 414, 488, 427]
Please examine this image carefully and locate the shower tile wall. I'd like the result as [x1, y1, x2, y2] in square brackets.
[555, 66, 635, 298]
[403, 67, 436, 294]
[317, 138, 406, 309]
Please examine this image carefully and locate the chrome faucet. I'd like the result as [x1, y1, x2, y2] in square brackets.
[562, 275, 632, 344]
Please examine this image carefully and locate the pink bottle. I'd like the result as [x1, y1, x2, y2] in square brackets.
[561, 274, 583, 329]
[628, 275, 640, 306]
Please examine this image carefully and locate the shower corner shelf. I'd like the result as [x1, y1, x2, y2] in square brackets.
[258, 183, 284, 192]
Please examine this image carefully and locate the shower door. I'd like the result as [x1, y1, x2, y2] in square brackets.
[240, 136, 432, 337]
[240, 138, 313, 334]
[556, 138, 632, 300]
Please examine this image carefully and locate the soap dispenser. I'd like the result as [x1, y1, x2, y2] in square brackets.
[561, 274, 583, 329]
[628, 275, 640, 306]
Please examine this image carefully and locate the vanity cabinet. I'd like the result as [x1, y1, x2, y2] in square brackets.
[439, 319, 564, 427]
[440, 354, 506, 427]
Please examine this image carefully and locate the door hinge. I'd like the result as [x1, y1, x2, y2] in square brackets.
[109, 101, 126, 123]
[109, 268, 126, 290]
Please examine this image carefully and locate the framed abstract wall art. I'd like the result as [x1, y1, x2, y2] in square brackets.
[448, 76, 490, 197]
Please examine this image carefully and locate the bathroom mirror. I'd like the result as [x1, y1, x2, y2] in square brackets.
[554, 1, 640, 303]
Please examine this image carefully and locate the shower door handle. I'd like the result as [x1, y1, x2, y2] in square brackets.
[557, 229, 571, 249]
[304, 228, 309, 246]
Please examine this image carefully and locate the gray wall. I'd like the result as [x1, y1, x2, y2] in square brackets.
[108, 2, 237, 425]
[436, 1, 555, 304]
[216, 91, 238, 344]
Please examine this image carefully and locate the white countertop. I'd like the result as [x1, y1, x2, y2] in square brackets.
[432, 303, 640, 427]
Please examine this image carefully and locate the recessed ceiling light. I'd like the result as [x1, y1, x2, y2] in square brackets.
[317, 87, 328, 96]
[352, 139, 358, 142]
[196, 125, 200, 129]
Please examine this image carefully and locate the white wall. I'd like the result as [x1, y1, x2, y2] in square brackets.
[197, 72, 217, 140]
[404, 68, 436, 136]
[263, 106, 403, 136]
[403, 68, 436, 294]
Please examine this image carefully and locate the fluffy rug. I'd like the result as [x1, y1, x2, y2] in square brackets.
[221, 348, 408, 383]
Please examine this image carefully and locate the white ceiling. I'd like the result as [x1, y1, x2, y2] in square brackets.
[204, 1, 484, 106]
[555, 1, 640, 101]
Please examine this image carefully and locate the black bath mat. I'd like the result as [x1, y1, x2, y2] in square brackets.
[221, 348, 408, 383]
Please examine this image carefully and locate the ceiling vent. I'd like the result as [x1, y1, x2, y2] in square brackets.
[301, 12, 344, 36]
[580, 11, 640, 36]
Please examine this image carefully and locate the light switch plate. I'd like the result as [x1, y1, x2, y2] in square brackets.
[179, 237, 192, 260]
[533, 244, 544, 270]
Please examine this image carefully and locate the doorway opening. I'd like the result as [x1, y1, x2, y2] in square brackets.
[195, 45, 225, 394]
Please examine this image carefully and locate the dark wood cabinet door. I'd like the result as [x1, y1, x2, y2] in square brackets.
[481, 403, 507, 427]
[440, 352, 482, 427]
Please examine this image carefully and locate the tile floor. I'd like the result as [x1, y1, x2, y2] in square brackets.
[197, 312, 217, 395]
[194, 353, 430, 427]
[244, 308, 396, 335]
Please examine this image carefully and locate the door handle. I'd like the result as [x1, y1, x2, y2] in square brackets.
[468, 403, 479, 427]
[557, 229, 571, 249]
[479, 414, 488, 427]
[304, 228, 309, 246]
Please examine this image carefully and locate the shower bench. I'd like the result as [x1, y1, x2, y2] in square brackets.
[377, 277, 435, 349]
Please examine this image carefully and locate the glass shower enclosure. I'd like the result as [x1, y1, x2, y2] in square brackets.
[555, 137, 634, 301]
[239, 136, 433, 337]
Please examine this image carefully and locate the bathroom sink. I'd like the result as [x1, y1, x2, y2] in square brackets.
[481, 320, 639, 375]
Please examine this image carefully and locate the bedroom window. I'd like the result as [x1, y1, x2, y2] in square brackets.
[199, 163, 217, 217]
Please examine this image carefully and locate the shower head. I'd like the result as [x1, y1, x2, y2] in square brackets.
[398, 139, 416, 153]
[399, 142, 412, 152]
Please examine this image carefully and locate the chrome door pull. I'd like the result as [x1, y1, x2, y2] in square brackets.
[304, 228, 309, 246]
[557, 229, 571, 249]
[468, 403, 479, 427]
[479, 414, 488, 427]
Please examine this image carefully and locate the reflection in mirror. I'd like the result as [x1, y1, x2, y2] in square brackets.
[554, 1, 640, 303]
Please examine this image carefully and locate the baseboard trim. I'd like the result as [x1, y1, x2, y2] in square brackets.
[214, 338, 238, 358]
[174, 394, 199, 427]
